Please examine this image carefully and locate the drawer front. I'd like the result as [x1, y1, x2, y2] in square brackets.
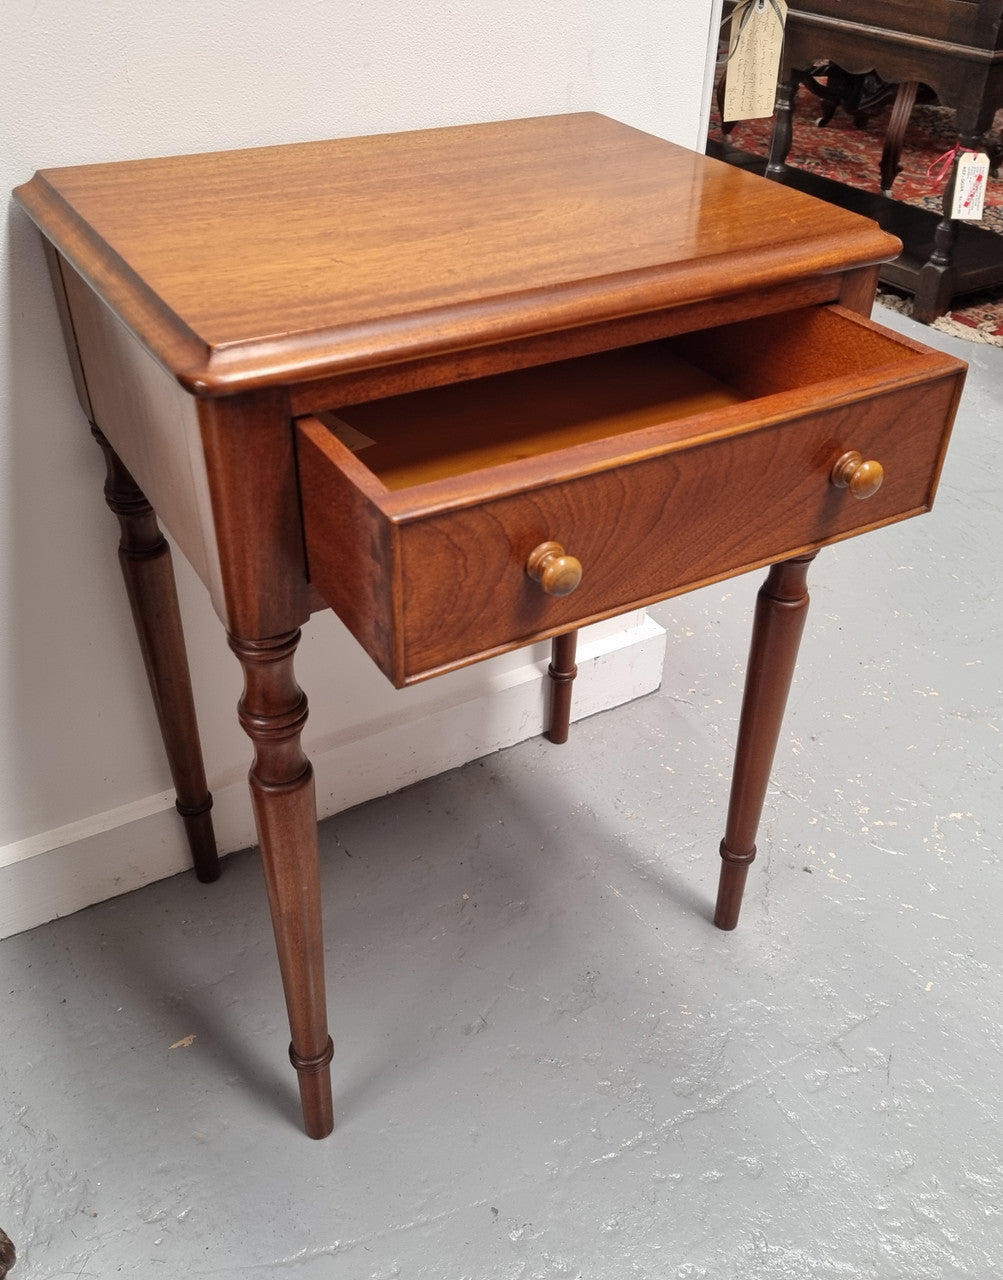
[396, 376, 956, 679]
[296, 305, 965, 687]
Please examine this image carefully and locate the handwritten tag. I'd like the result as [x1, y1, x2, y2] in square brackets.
[951, 150, 990, 220]
[723, 0, 787, 122]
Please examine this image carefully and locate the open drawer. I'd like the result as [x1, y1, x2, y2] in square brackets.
[295, 304, 965, 685]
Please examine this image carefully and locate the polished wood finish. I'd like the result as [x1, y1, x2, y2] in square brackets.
[15, 114, 902, 398]
[526, 542, 584, 598]
[716, 553, 817, 930]
[229, 630, 334, 1139]
[296, 306, 961, 685]
[308, 348, 741, 487]
[547, 632, 579, 745]
[831, 449, 885, 498]
[44, 249, 230, 613]
[13, 114, 965, 1137]
[836, 262, 884, 313]
[92, 428, 219, 883]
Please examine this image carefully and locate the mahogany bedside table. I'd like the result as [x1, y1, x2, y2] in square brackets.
[14, 113, 965, 1138]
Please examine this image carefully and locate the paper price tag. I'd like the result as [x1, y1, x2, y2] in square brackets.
[951, 150, 990, 221]
[723, 0, 787, 122]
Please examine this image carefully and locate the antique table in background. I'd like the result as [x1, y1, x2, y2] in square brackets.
[14, 114, 965, 1138]
[768, 0, 1003, 321]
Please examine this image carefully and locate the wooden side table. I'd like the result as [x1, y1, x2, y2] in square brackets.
[14, 114, 965, 1138]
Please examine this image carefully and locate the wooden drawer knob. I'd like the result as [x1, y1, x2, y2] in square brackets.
[830, 450, 885, 499]
[526, 541, 583, 597]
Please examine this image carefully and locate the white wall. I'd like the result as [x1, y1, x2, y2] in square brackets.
[1, 0, 721, 936]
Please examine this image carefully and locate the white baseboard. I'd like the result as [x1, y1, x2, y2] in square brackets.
[0, 614, 665, 939]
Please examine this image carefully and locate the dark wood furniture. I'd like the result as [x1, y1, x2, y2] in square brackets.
[791, 66, 928, 195]
[14, 114, 965, 1138]
[769, 1, 1003, 321]
[719, 59, 922, 194]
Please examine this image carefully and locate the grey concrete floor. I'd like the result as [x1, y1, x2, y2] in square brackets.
[2, 307, 1001, 1279]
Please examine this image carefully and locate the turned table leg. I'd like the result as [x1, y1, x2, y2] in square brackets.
[914, 202, 962, 325]
[93, 428, 219, 882]
[715, 552, 817, 931]
[914, 124, 992, 323]
[766, 77, 799, 180]
[229, 630, 334, 1139]
[546, 630, 578, 745]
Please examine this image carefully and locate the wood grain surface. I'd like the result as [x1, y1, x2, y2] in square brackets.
[296, 304, 964, 684]
[15, 112, 965, 1137]
[15, 114, 900, 395]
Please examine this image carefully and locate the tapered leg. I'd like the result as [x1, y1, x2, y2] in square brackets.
[229, 630, 334, 1139]
[715, 552, 817, 931]
[546, 630, 579, 745]
[92, 428, 219, 882]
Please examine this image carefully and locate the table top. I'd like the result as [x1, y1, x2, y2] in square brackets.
[15, 113, 897, 396]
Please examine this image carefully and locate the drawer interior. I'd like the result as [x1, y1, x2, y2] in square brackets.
[307, 306, 929, 491]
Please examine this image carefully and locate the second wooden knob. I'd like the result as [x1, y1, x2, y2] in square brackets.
[831, 449, 885, 499]
[526, 541, 583, 597]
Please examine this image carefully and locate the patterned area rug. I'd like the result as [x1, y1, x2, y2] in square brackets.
[709, 89, 1003, 345]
